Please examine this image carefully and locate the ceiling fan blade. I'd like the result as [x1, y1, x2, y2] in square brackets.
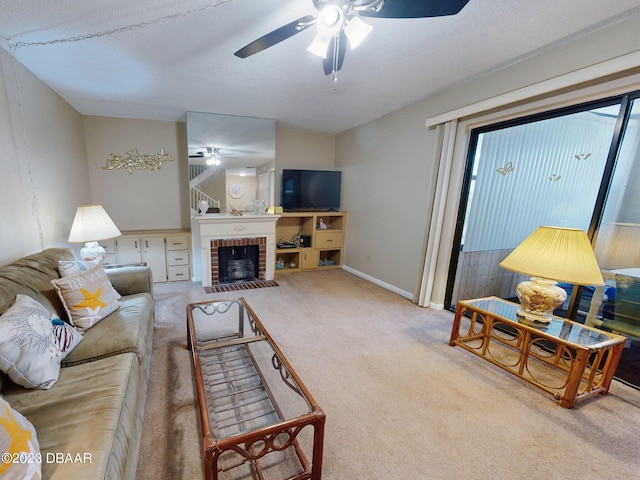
[361, 0, 471, 18]
[234, 15, 316, 58]
[323, 32, 347, 75]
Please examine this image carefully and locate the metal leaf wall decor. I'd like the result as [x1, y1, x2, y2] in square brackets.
[102, 148, 175, 174]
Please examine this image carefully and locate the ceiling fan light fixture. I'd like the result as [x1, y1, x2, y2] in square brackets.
[307, 33, 332, 58]
[344, 16, 372, 49]
[307, 4, 345, 59]
[205, 147, 222, 166]
[317, 4, 344, 36]
[206, 157, 220, 166]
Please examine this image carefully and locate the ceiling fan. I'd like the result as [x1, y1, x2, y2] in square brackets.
[234, 0, 471, 77]
[189, 147, 235, 166]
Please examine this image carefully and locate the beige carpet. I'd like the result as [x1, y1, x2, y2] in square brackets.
[136, 269, 640, 479]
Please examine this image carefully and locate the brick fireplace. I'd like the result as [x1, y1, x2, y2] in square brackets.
[193, 213, 280, 288]
[210, 237, 266, 285]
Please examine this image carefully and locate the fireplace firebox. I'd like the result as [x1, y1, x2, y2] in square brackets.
[218, 245, 259, 284]
[210, 237, 267, 285]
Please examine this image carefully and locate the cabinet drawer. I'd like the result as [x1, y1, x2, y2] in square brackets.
[168, 265, 190, 281]
[315, 231, 343, 248]
[166, 235, 189, 251]
[167, 250, 189, 266]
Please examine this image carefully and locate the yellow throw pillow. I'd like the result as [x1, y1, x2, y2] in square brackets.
[0, 396, 41, 479]
[51, 263, 121, 332]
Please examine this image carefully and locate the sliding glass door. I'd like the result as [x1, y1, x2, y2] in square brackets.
[583, 99, 640, 329]
[446, 92, 640, 325]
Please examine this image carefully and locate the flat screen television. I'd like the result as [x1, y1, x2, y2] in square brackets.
[281, 169, 341, 212]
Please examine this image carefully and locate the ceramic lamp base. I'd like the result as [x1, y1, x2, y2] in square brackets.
[515, 277, 567, 324]
[80, 241, 106, 262]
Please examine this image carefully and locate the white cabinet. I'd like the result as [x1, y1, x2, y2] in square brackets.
[111, 231, 191, 283]
[142, 237, 168, 282]
[115, 237, 144, 264]
[115, 235, 167, 282]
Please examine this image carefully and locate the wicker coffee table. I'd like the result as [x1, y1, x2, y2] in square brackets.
[450, 296, 626, 408]
[187, 298, 325, 480]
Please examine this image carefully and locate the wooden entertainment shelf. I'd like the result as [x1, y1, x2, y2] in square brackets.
[275, 212, 346, 273]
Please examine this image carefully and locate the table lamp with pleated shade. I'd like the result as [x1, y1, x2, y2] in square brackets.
[499, 226, 604, 323]
[68, 205, 121, 262]
[594, 222, 640, 270]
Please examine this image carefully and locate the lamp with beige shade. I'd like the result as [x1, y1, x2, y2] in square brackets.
[68, 205, 121, 262]
[499, 226, 604, 324]
[594, 222, 640, 270]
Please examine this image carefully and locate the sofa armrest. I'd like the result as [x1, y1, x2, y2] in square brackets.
[106, 266, 154, 296]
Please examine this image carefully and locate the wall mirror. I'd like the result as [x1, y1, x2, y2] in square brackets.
[186, 112, 276, 214]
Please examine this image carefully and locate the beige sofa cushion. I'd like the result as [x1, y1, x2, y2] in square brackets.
[61, 293, 153, 367]
[3, 352, 144, 480]
[0, 249, 75, 320]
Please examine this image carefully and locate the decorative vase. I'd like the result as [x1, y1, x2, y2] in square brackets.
[515, 277, 567, 323]
[198, 200, 209, 215]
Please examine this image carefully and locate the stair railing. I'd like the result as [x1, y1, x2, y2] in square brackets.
[191, 186, 220, 213]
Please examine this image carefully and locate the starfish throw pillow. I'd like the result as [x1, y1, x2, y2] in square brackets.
[51, 263, 121, 332]
[0, 396, 41, 479]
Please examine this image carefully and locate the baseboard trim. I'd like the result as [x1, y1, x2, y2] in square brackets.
[342, 266, 414, 301]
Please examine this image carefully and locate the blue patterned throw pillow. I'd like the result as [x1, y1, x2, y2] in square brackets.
[0, 294, 83, 389]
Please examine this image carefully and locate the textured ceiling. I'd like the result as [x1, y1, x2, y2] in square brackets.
[2, 0, 640, 135]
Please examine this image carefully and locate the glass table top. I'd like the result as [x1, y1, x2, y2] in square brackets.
[459, 297, 618, 348]
[187, 298, 316, 439]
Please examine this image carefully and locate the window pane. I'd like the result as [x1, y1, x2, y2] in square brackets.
[584, 99, 640, 333]
[451, 104, 620, 305]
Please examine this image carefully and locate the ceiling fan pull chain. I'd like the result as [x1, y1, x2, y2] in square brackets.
[332, 35, 339, 89]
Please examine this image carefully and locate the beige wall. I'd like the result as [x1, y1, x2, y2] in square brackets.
[225, 174, 257, 211]
[337, 102, 440, 295]
[83, 116, 189, 231]
[337, 13, 640, 301]
[275, 128, 336, 205]
[80, 122, 334, 234]
[0, 48, 91, 264]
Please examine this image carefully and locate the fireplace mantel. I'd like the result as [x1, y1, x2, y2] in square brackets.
[193, 214, 280, 287]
